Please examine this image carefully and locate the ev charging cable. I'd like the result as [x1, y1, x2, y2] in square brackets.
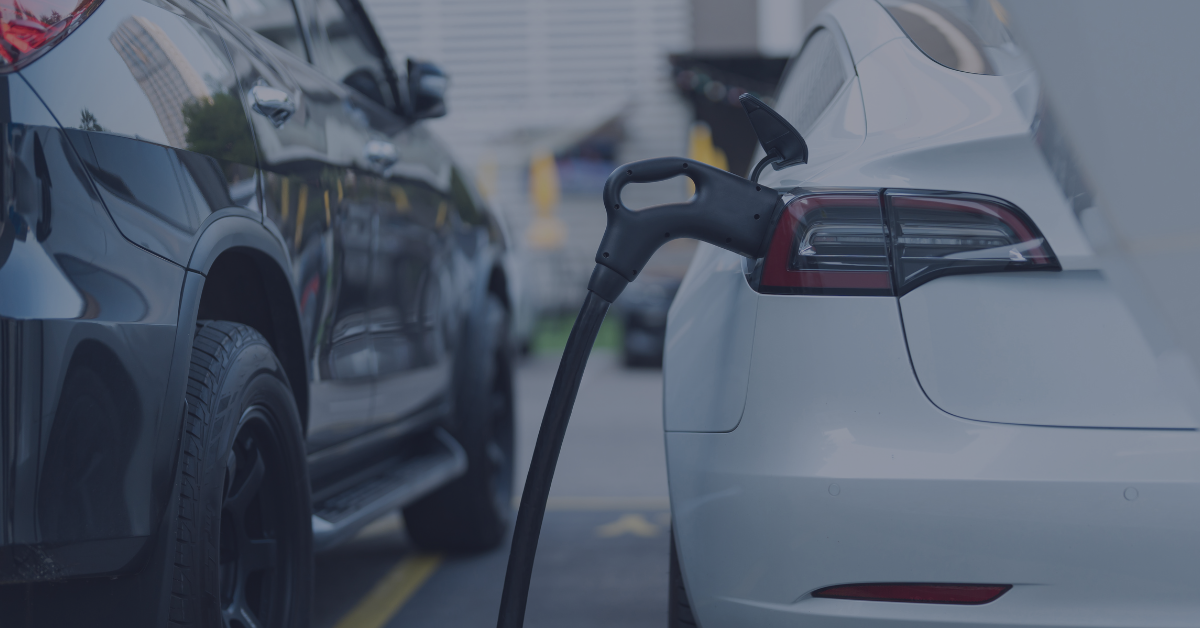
[495, 155, 784, 628]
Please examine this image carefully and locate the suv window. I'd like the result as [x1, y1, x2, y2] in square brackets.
[774, 28, 848, 134]
[308, 0, 395, 109]
[225, 0, 308, 60]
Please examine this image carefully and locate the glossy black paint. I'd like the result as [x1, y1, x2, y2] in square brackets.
[0, 0, 508, 601]
[0, 72, 185, 582]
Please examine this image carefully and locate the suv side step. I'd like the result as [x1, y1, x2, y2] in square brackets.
[311, 427, 467, 551]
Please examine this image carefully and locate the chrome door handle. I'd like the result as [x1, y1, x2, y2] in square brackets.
[250, 85, 295, 128]
[364, 139, 398, 169]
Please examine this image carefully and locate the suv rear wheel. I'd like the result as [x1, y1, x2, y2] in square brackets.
[403, 295, 514, 553]
[170, 321, 312, 628]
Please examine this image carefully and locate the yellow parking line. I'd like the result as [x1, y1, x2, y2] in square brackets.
[531, 496, 671, 511]
[334, 554, 442, 628]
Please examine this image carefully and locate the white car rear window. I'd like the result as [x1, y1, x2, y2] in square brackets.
[774, 28, 848, 134]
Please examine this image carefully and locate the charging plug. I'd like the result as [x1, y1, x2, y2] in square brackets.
[587, 157, 781, 303]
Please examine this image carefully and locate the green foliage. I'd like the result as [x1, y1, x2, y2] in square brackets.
[79, 108, 103, 132]
[182, 92, 257, 166]
[531, 312, 622, 354]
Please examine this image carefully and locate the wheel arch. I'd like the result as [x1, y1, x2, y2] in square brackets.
[447, 253, 512, 426]
[185, 216, 309, 432]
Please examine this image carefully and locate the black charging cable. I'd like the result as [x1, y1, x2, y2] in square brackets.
[495, 289, 609, 628]
[495, 156, 782, 628]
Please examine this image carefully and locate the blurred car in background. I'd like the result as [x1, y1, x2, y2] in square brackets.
[0, 0, 514, 624]
[665, 1, 1200, 627]
[616, 275, 681, 367]
[490, 199, 539, 355]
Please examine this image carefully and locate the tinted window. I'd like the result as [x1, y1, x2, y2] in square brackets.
[309, 0, 394, 109]
[774, 28, 848, 134]
[226, 0, 308, 60]
[878, 0, 1020, 75]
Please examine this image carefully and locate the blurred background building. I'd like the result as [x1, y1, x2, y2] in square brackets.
[361, 0, 831, 319]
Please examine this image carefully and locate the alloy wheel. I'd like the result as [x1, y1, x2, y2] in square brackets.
[219, 408, 294, 628]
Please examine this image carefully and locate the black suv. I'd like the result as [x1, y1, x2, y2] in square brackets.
[0, 0, 514, 624]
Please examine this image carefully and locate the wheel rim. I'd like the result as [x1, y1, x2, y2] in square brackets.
[219, 407, 294, 628]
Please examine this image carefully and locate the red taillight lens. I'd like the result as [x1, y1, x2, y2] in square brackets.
[812, 583, 1012, 605]
[750, 189, 1059, 296]
[886, 191, 1058, 295]
[0, 0, 102, 71]
[758, 193, 893, 296]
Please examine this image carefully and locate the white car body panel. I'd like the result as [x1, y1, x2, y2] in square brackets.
[668, 290, 1200, 627]
[826, 0, 906, 63]
[771, 75, 867, 186]
[665, 1, 1200, 625]
[901, 272, 1195, 429]
[663, 243, 758, 433]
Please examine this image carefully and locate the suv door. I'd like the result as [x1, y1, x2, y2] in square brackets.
[299, 0, 454, 428]
[204, 1, 379, 450]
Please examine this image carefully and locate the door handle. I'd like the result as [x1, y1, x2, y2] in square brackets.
[250, 85, 296, 128]
[364, 139, 398, 169]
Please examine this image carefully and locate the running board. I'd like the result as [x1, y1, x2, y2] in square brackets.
[311, 428, 467, 551]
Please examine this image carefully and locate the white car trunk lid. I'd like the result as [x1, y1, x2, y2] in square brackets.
[900, 271, 1195, 429]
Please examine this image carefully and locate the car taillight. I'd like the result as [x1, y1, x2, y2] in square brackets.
[0, 0, 103, 71]
[886, 191, 1058, 294]
[812, 582, 1012, 605]
[758, 192, 893, 296]
[750, 189, 1059, 296]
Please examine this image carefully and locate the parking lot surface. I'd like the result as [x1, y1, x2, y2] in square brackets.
[314, 351, 670, 628]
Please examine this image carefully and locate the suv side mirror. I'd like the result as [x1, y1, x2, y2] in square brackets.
[407, 59, 448, 119]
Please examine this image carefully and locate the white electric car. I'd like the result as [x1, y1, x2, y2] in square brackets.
[664, 1, 1200, 626]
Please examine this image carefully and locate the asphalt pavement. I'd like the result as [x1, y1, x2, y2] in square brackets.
[313, 350, 670, 628]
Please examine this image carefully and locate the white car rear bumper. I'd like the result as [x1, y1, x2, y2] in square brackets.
[666, 286, 1200, 627]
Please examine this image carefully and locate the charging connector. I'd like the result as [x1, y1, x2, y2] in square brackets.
[588, 157, 782, 302]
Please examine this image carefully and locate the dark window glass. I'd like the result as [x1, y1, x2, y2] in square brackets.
[878, 0, 1023, 76]
[309, 0, 394, 109]
[774, 28, 848, 134]
[225, 0, 308, 60]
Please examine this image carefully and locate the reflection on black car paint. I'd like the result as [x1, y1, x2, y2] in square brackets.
[0, 0, 506, 607]
[0, 93, 186, 581]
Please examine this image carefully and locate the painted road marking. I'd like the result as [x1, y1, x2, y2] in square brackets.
[334, 554, 442, 628]
[331, 501, 670, 627]
[527, 496, 670, 511]
[596, 513, 661, 538]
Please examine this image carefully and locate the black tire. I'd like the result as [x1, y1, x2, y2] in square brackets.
[169, 321, 312, 628]
[669, 529, 698, 628]
[403, 294, 515, 553]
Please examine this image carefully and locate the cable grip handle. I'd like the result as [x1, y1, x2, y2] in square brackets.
[589, 157, 780, 302]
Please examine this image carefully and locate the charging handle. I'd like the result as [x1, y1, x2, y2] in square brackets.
[588, 157, 781, 302]
[498, 157, 782, 628]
